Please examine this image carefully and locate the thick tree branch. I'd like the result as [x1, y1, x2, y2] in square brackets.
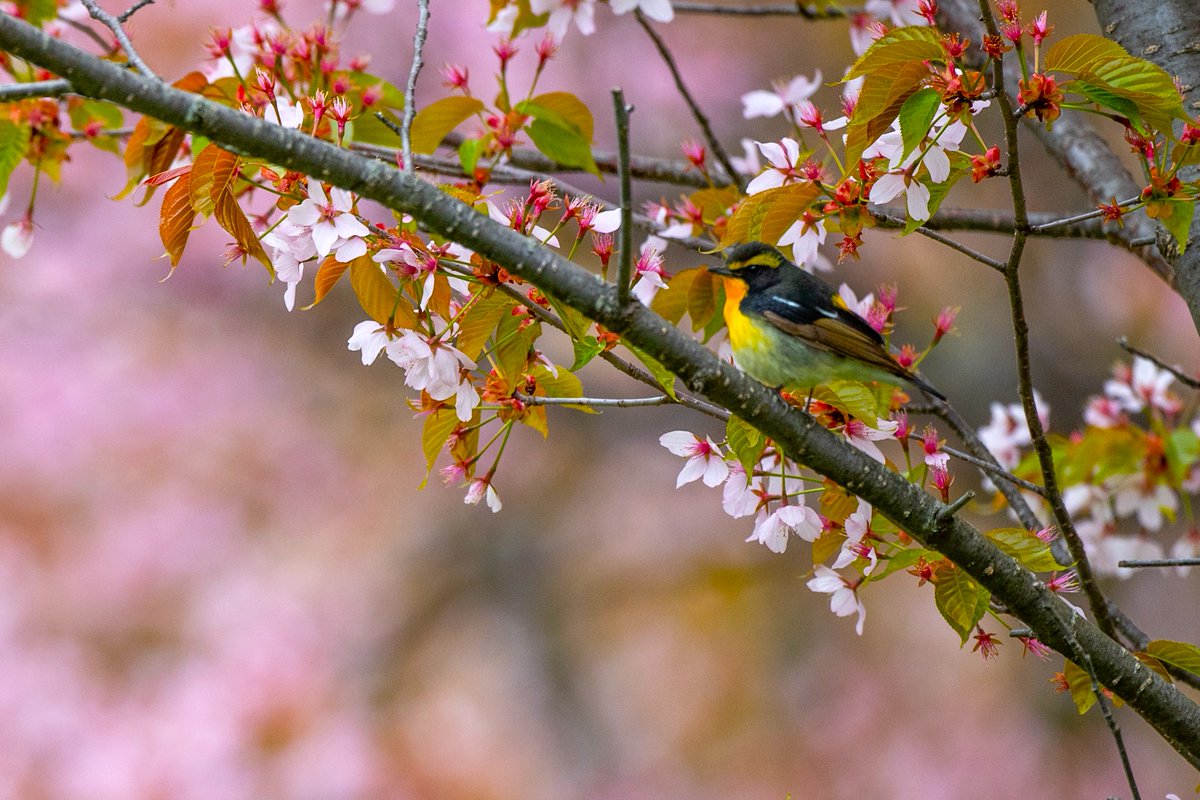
[4, 14, 1200, 769]
[1092, 0, 1200, 336]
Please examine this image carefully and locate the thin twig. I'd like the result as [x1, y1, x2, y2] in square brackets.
[613, 89, 634, 303]
[0, 79, 73, 101]
[1118, 337, 1200, 389]
[907, 219, 1006, 272]
[980, 2, 1138, 794]
[116, 0, 156, 23]
[1118, 558, 1200, 568]
[979, 0, 1115, 639]
[672, 1, 852, 17]
[400, 0, 430, 174]
[944, 446, 1046, 496]
[79, 0, 158, 79]
[1027, 196, 1139, 234]
[635, 10, 739, 189]
[515, 392, 674, 407]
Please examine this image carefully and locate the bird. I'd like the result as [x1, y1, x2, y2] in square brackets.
[707, 241, 945, 401]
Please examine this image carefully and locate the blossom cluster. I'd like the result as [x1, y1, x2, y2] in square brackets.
[978, 357, 1200, 578]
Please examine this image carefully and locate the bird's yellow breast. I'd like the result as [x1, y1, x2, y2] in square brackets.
[722, 277, 771, 355]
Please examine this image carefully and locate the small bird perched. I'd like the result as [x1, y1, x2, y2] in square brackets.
[708, 241, 945, 401]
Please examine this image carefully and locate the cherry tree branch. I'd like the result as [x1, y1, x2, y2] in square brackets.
[399, 0, 429, 174]
[3, 14, 1200, 771]
[79, 0, 157, 79]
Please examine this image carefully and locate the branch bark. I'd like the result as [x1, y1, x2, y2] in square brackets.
[1090, 0, 1200, 335]
[3, 13, 1200, 768]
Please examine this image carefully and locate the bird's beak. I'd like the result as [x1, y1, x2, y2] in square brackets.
[707, 263, 734, 277]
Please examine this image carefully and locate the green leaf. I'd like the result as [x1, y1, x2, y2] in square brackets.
[1079, 56, 1190, 132]
[1043, 33, 1129, 75]
[0, 120, 31, 200]
[455, 290, 513, 362]
[547, 294, 591, 341]
[1146, 639, 1200, 678]
[1069, 79, 1143, 130]
[570, 335, 605, 371]
[410, 96, 484, 154]
[421, 408, 460, 484]
[898, 88, 941, 163]
[844, 26, 943, 81]
[348, 108, 404, 147]
[525, 118, 600, 175]
[986, 527, 1064, 572]
[522, 92, 595, 141]
[651, 267, 700, 325]
[686, 267, 720, 332]
[16, 0, 57, 26]
[459, 136, 485, 176]
[1166, 427, 1200, 483]
[625, 342, 678, 399]
[871, 548, 939, 580]
[350, 254, 402, 325]
[721, 182, 821, 249]
[533, 365, 594, 413]
[933, 565, 989, 643]
[844, 61, 930, 169]
[813, 381, 882, 423]
[1157, 199, 1195, 255]
[726, 415, 766, 473]
[1063, 659, 1098, 714]
[494, 312, 538, 384]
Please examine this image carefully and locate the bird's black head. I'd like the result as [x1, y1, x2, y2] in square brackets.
[709, 242, 790, 289]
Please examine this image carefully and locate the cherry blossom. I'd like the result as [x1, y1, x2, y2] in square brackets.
[387, 330, 476, 402]
[285, 181, 370, 261]
[746, 138, 805, 195]
[1113, 477, 1177, 532]
[746, 502, 822, 553]
[630, 236, 670, 306]
[1, 214, 33, 259]
[1103, 356, 1180, 415]
[464, 476, 502, 512]
[609, 0, 674, 23]
[346, 320, 391, 365]
[530, 0, 597, 38]
[1169, 530, 1200, 576]
[263, 219, 318, 310]
[842, 418, 899, 463]
[741, 72, 822, 119]
[659, 431, 730, 488]
[806, 566, 866, 635]
[721, 462, 762, 518]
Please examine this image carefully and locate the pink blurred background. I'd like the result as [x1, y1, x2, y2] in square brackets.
[1, 0, 1198, 796]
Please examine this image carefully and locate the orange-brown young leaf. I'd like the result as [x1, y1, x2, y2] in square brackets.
[306, 255, 351, 309]
[214, 189, 274, 276]
[159, 170, 197, 271]
[190, 144, 240, 218]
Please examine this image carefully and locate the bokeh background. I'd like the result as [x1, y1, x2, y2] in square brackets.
[2, 0, 1199, 796]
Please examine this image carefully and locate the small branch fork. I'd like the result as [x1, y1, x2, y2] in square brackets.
[79, 0, 158, 80]
[399, 0, 430, 174]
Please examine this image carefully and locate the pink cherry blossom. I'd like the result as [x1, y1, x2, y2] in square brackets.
[609, 0, 674, 22]
[806, 566, 866, 635]
[746, 502, 822, 553]
[285, 181, 370, 261]
[659, 430, 729, 488]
